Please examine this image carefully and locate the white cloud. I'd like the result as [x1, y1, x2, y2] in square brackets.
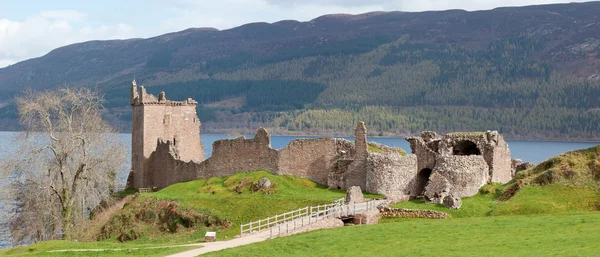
[0, 10, 135, 68]
[39, 10, 87, 22]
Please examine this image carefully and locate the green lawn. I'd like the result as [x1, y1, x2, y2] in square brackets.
[4, 143, 598, 256]
[1, 171, 365, 255]
[392, 184, 600, 218]
[147, 170, 378, 239]
[97, 170, 376, 245]
[0, 240, 198, 257]
[204, 212, 600, 257]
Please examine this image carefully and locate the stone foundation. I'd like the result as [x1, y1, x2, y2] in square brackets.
[379, 207, 449, 219]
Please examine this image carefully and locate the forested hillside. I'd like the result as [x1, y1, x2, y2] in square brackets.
[1, 2, 600, 139]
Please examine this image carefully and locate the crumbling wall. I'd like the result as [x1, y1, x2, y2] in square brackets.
[487, 132, 513, 183]
[406, 131, 440, 172]
[146, 140, 203, 188]
[438, 132, 513, 184]
[433, 156, 489, 197]
[366, 153, 417, 199]
[345, 122, 369, 190]
[327, 140, 355, 189]
[278, 138, 340, 185]
[200, 128, 279, 177]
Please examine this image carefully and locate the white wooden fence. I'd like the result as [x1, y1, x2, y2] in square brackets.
[239, 197, 379, 238]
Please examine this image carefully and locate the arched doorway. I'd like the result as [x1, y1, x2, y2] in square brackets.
[415, 168, 432, 196]
[453, 140, 481, 156]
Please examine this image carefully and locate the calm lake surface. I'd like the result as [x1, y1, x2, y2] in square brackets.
[0, 131, 598, 248]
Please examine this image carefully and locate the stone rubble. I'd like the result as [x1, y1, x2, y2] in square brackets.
[423, 173, 452, 204]
[443, 194, 462, 209]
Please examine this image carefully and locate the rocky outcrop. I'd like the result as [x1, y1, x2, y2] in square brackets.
[516, 162, 535, 173]
[252, 177, 272, 192]
[443, 195, 462, 209]
[345, 186, 365, 205]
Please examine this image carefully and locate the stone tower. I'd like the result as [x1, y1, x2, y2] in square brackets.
[129, 80, 205, 188]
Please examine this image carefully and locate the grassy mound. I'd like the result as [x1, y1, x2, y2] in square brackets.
[204, 212, 600, 256]
[393, 145, 600, 217]
[98, 198, 231, 242]
[97, 170, 365, 243]
[501, 145, 600, 200]
[2, 170, 357, 255]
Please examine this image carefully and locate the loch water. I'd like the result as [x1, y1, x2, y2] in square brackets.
[0, 131, 598, 248]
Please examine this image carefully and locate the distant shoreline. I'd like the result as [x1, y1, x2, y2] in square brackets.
[1, 129, 599, 143]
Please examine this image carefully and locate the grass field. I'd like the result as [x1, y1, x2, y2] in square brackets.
[1, 170, 361, 256]
[146, 170, 376, 239]
[204, 212, 600, 256]
[392, 184, 600, 218]
[0, 241, 198, 257]
[203, 146, 600, 256]
[3, 146, 598, 256]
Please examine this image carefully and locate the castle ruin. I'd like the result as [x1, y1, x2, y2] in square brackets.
[128, 81, 513, 199]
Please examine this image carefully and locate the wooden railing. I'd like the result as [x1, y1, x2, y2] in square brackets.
[240, 198, 344, 236]
[240, 197, 380, 238]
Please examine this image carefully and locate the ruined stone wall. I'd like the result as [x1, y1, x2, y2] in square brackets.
[406, 132, 439, 172]
[345, 122, 369, 190]
[439, 132, 512, 184]
[279, 138, 344, 185]
[200, 128, 279, 177]
[366, 153, 418, 199]
[433, 156, 489, 197]
[488, 134, 513, 183]
[146, 140, 202, 188]
[326, 139, 355, 190]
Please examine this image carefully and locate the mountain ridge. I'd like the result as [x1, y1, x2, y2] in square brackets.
[0, 1, 599, 139]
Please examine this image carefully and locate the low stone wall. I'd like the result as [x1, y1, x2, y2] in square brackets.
[379, 207, 449, 219]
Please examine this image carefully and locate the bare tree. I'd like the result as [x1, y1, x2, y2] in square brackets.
[2, 87, 126, 242]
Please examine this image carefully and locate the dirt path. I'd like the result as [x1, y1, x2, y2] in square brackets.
[163, 231, 272, 257]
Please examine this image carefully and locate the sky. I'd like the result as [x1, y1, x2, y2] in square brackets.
[0, 0, 587, 68]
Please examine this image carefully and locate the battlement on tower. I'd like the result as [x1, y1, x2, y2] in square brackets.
[130, 80, 197, 107]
